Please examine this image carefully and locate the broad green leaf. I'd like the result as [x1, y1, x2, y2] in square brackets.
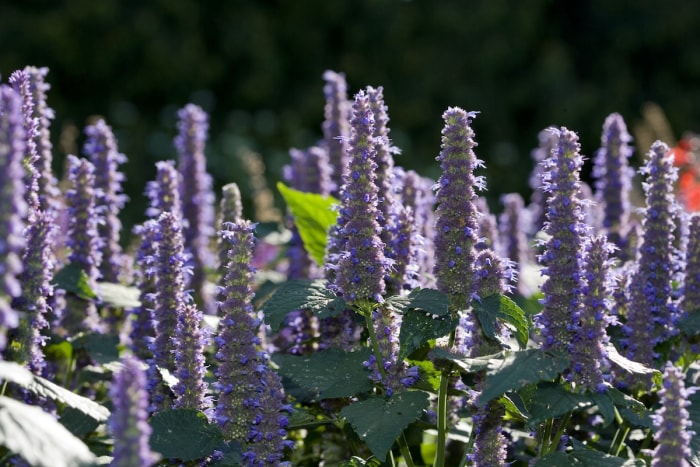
[398, 308, 459, 360]
[527, 382, 594, 426]
[208, 440, 242, 466]
[605, 343, 661, 387]
[686, 389, 700, 465]
[0, 396, 96, 467]
[96, 282, 141, 308]
[606, 387, 652, 428]
[72, 333, 121, 366]
[341, 391, 430, 461]
[386, 288, 450, 316]
[273, 348, 372, 400]
[0, 361, 110, 422]
[473, 293, 529, 349]
[53, 263, 98, 300]
[499, 394, 529, 423]
[589, 390, 616, 428]
[406, 358, 442, 392]
[431, 347, 496, 374]
[679, 310, 700, 336]
[59, 407, 101, 437]
[477, 349, 570, 407]
[535, 448, 645, 466]
[277, 182, 339, 265]
[260, 279, 345, 331]
[149, 409, 224, 461]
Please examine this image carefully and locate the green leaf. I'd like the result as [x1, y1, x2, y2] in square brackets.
[0, 396, 96, 467]
[277, 182, 339, 265]
[59, 407, 101, 437]
[473, 293, 529, 349]
[207, 440, 242, 466]
[72, 333, 121, 366]
[477, 349, 570, 407]
[149, 409, 224, 461]
[96, 282, 141, 308]
[398, 309, 458, 361]
[535, 448, 645, 466]
[679, 310, 700, 336]
[527, 383, 594, 426]
[589, 390, 616, 428]
[386, 288, 450, 316]
[260, 279, 345, 331]
[341, 391, 430, 461]
[0, 361, 110, 422]
[605, 387, 652, 428]
[340, 457, 383, 467]
[689, 390, 700, 466]
[605, 343, 661, 387]
[53, 263, 98, 300]
[273, 348, 372, 400]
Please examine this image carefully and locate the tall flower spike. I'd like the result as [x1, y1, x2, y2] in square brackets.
[499, 193, 530, 295]
[322, 70, 351, 197]
[623, 141, 680, 369]
[13, 211, 56, 374]
[402, 170, 436, 288]
[148, 212, 189, 412]
[175, 103, 216, 312]
[536, 127, 589, 354]
[84, 119, 128, 283]
[215, 221, 292, 464]
[128, 221, 158, 362]
[146, 160, 181, 219]
[109, 356, 158, 467]
[173, 302, 211, 415]
[682, 213, 700, 316]
[433, 108, 483, 309]
[475, 197, 498, 252]
[8, 70, 40, 219]
[333, 89, 389, 305]
[0, 85, 27, 353]
[60, 155, 103, 335]
[527, 129, 558, 234]
[592, 113, 635, 256]
[651, 362, 694, 467]
[570, 236, 615, 392]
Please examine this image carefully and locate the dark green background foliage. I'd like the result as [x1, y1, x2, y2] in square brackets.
[3, 0, 699, 231]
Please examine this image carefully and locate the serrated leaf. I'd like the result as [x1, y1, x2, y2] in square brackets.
[96, 282, 141, 308]
[72, 333, 121, 366]
[589, 390, 616, 428]
[341, 391, 429, 461]
[53, 263, 98, 300]
[277, 182, 339, 265]
[0, 361, 110, 422]
[386, 288, 450, 316]
[473, 293, 529, 349]
[0, 396, 96, 467]
[605, 343, 661, 387]
[149, 409, 224, 461]
[527, 382, 594, 426]
[680, 311, 700, 336]
[606, 387, 652, 428]
[273, 348, 372, 400]
[260, 279, 345, 331]
[477, 349, 570, 407]
[398, 309, 459, 360]
[59, 406, 101, 437]
[431, 347, 496, 374]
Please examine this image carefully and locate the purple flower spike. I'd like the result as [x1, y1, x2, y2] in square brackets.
[499, 193, 529, 295]
[527, 129, 558, 234]
[321, 70, 351, 196]
[570, 236, 614, 392]
[216, 221, 291, 463]
[682, 213, 700, 315]
[109, 356, 157, 467]
[592, 113, 635, 256]
[433, 108, 483, 308]
[402, 170, 436, 287]
[175, 103, 216, 312]
[146, 160, 181, 220]
[84, 119, 128, 283]
[333, 89, 389, 305]
[469, 404, 508, 467]
[148, 212, 189, 412]
[536, 127, 589, 354]
[173, 302, 212, 415]
[61, 155, 103, 335]
[128, 220, 158, 362]
[623, 141, 680, 369]
[8, 70, 40, 219]
[475, 197, 498, 252]
[651, 363, 694, 467]
[14, 211, 56, 374]
[0, 85, 27, 352]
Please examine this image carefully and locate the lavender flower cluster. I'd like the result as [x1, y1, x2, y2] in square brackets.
[2, 64, 699, 466]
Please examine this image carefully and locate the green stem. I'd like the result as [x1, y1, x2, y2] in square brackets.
[539, 418, 554, 457]
[435, 329, 457, 467]
[398, 433, 416, 467]
[547, 412, 571, 454]
[363, 306, 388, 383]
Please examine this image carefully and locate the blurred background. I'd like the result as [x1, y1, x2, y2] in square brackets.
[3, 0, 700, 234]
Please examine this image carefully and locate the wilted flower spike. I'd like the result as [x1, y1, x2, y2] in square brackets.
[0, 85, 27, 352]
[61, 155, 103, 335]
[322, 70, 351, 196]
[570, 236, 614, 392]
[84, 119, 128, 283]
[110, 356, 157, 467]
[623, 141, 680, 369]
[433, 107, 482, 307]
[651, 363, 693, 467]
[592, 113, 634, 252]
[175, 103, 216, 312]
[537, 127, 589, 354]
[216, 221, 291, 463]
[333, 89, 389, 305]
